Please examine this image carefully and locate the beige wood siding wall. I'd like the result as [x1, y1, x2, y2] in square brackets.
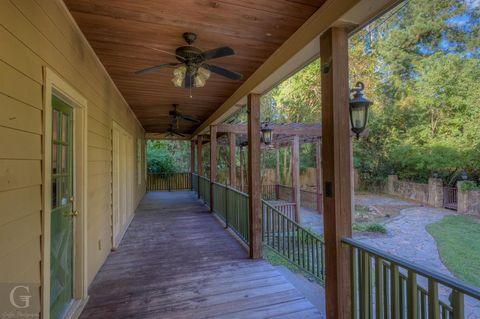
[0, 0, 146, 306]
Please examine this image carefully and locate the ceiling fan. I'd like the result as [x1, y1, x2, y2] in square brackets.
[135, 32, 243, 88]
[169, 104, 199, 124]
[165, 124, 185, 138]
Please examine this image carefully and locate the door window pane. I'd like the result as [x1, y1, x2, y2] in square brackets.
[61, 146, 67, 174]
[52, 144, 58, 175]
[62, 113, 68, 143]
[61, 177, 69, 206]
[52, 177, 58, 208]
[53, 110, 60, 142]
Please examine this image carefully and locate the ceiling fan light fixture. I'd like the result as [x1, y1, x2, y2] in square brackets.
[194, 75, 207, 88]
[172, 66, 186, 87]
[197, 67, 211, 80]
[193, 67, 211, 88]
[171, 76, 184, 88]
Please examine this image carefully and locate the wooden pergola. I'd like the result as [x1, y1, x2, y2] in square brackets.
[193, 123, 324, 222]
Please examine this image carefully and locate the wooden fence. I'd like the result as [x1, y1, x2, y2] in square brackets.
[147, 172, 191, 191]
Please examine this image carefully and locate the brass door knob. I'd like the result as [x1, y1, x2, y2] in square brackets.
[71, 211, 79, 217]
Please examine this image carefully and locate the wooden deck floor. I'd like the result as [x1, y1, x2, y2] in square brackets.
[80, 191, 322, 319]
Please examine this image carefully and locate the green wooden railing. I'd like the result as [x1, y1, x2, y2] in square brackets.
[192, 174, 325, 281]
[212, 182, 249, 244]
[262, 201, 325, 282]
[192, 173, 199, 194]
[343, 238, 480, 319]
[197, 175, 211, 207]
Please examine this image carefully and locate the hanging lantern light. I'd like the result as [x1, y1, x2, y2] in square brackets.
[349, 81, 373, 138]
[261, 119, 273, 145]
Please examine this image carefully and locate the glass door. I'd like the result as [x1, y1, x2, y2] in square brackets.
[50, 95, 74, 319]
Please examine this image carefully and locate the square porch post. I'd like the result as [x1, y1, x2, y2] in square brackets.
[228, 132, 236, 188]
[197, 136, 203, 198]
[197, 135, 203, 176]
[320, 27, 352, 319]
[315, 139, 323, 213]
[210, 125, 217, 211]
[191, 140, 196, 190]
[291, 135, 301, 222]
[247, 93, 262, 259]
[275, 147, 280, 199]
[191, 140, 196, 173]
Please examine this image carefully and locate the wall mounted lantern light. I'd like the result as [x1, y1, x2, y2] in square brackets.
[261, 120, 273, 145]
[349, 81, 373, 138]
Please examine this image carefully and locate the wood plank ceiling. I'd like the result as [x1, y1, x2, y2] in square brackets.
[64, 0, 326, 134]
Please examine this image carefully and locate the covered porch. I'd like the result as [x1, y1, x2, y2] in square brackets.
[1, 0, 479, 318]
[80, 191, 323, 318]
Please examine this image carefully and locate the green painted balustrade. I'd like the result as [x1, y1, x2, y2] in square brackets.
[343, 238, 480, 319]
[262, 201, 325, 282]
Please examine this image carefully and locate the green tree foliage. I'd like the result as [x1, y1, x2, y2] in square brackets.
[352, 0, 480, 187]
[146, 140, 190, 174]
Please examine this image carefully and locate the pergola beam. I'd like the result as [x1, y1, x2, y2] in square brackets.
[217, 123, 322, 136]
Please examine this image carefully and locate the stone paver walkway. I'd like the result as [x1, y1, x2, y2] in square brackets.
[299, 194, 480, 318]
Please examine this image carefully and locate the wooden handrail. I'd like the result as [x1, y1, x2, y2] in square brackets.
[342, 237, 480, 299]
[343, 237, 480, 319]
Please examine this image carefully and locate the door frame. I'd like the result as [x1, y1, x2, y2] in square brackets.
[42, 67, 88, 319]
[111, 121, 135, 249]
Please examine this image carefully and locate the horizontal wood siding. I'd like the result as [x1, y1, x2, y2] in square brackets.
[0, 0, 146, 313]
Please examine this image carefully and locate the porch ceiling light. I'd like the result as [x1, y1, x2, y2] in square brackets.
[171, 65, 211, 88]
[349, 81, 373, 138]
[261, 119, 273, 145]
[171, 65, 186, 87]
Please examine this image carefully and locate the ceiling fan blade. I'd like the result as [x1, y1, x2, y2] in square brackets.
[203, 64, 243, 81]
[144, 46, 186, 61]
[179, 114, 200, 123]
[172, 131, 185, 137]
[135, 63, 180, 75]
[200, 46, 235, 61]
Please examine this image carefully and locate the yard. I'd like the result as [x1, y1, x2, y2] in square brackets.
[427, 215, 480, 287]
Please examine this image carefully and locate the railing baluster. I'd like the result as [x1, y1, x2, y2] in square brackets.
[297, 225, 301, 265]
[360, 250, 370, 319]
[421, 290, 427, 319]
[452, 291, 464, 319]
[282, 215, 285, 255]
[376, 256, 385, 319]
[391, 263, 400, 319]
[287, 219, 291, 260]
[383, 262, 389, 319]
[352, 246, 359, 319]
[407, 270, 418, 319]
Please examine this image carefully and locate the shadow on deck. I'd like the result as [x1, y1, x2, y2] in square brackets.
[80, 191, 323, 319]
